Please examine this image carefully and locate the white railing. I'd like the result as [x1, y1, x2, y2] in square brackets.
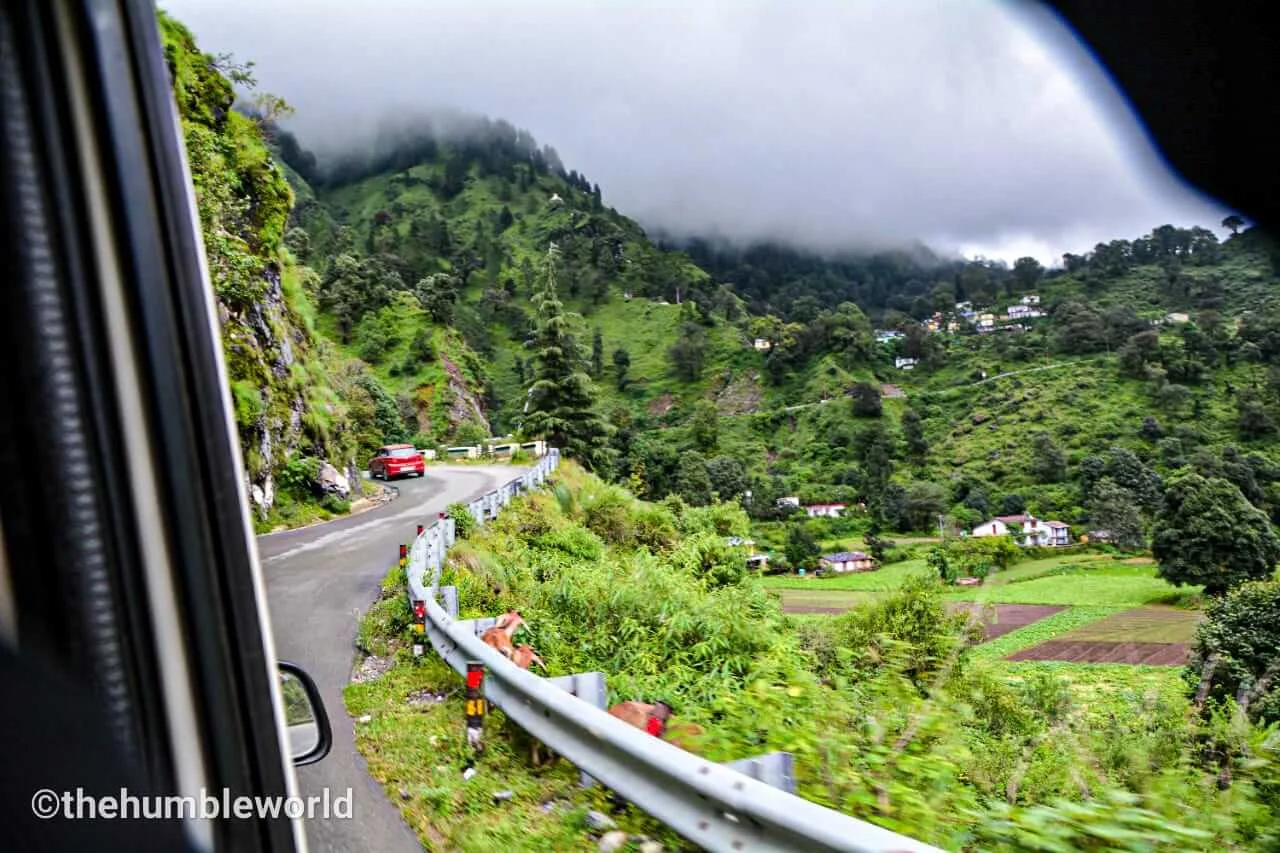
[403, 448, 940, 853]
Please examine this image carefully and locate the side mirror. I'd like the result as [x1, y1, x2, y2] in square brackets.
[278, 660, 332, 766]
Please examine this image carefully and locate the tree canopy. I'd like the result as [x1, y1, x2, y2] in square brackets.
[1152, 472, 1280, 595]
[521, 248, 612, 468]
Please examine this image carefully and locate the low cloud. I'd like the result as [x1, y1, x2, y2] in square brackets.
[161, 0, 1228, 264]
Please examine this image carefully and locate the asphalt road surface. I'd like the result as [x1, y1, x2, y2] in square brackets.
[257, 465, 524, 853]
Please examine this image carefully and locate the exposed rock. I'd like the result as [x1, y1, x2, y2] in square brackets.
[647, 393, 675, 417]
[439, 354, 489, 435]
[316, 461, 352, 498]
[492, 790, 514, 802]
[713, 370, 763, 415]
[598, 831, 629, 852]
[351, 654, 394, 684]
[398, 789, 411, 801]
[585, 811, 617, 832]
[638, 841, 664, 853]
[405, 688, 447, 707]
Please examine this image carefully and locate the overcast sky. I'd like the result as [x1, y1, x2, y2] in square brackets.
[161, 0, 1229, 266]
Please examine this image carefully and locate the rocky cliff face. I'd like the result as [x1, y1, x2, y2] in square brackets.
[160, 12, 355, 516]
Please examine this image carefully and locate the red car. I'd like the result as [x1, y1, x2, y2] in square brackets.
[369, 444, 426, 480]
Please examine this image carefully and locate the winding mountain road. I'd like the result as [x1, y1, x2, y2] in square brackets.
[257, 465, 523, 853]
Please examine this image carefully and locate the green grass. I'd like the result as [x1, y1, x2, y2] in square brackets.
[1058, 607, 1202, 643]
[968, 606, 1122, 662]
[346, 580, 684, 852]
[948, 565, 1199, 608]
[982, 554, 1117, 586]
[760, 559, 931, 591]
[999, 662, 1188, 718]
[773, 588, 884, 612]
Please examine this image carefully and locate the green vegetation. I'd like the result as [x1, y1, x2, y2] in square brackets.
[1187, 580, 1280, 723]
[1153, 471, 1280, 594]
[521, 249, 612, 468]
[345, 655, 683, 852]
[163, 9, 1280, 844]
[761, 559, 930, 591]
[967, 607, 1121, 662]
[160, 12, 410, 529]
[352, 467, 1279, 850]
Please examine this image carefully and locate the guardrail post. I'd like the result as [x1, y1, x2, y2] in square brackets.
[548, 671, 608, 788]
[399, 543, 408, 573]
[435, 585, 459, 619]
[417, 524, 424, 537]
[726, 752, 797, 795]
[411, 599, 426, 656]
[465, 662, 486, 752]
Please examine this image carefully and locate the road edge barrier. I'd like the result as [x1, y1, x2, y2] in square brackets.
[404, 449, 942, 853]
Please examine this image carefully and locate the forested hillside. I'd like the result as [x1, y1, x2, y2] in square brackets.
[275, 120, 763, 440]
[270, 106, 1280, 547]
[165, 4, 1280, 542]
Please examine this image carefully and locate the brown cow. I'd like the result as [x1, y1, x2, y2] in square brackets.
[608, 699, 704, 753]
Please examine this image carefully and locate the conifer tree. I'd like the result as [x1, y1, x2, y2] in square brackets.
[522, 247, 612, 467]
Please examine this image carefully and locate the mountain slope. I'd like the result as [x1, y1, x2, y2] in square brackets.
[278, 122, 761, 439]
[160, 12, 368, 528]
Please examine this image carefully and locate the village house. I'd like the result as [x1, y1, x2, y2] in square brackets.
[727, 537, 769, 571]
[819, 551, 877, 573]
[752, 338, 772, 351]
[776, 496, 801, 509]
[1006, 304, 1045, 321]
[976, 313, 997, 333]
[875, 329, 905, 344]
[971, 514, 1070, 547]
[895, 356, 918, 370]
[1020, 294, 1041, 305]
[804, 503, 847, 518]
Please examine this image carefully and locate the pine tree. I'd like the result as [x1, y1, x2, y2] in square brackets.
[521, 247, 612, 467]
[591, 327, 604, 379]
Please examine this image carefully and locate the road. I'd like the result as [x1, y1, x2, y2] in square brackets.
[257, 465, 522, 853]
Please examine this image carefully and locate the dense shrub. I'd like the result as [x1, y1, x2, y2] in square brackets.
[435, 462, 1279, 849]
[1185, 580, 1280, 723]
[447, 501, 477, 539]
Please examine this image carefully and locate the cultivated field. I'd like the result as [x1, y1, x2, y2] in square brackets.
[771, 552, 1204, 669]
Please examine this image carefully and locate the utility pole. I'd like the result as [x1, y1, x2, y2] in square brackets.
[937, 514, 946, 541]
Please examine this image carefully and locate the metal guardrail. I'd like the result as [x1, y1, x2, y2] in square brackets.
[404, 449, 942, 853]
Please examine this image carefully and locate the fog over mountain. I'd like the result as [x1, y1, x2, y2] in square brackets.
[161, 0, 1230, 265]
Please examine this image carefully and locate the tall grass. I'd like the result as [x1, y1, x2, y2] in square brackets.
[427, 462, 1279, 850]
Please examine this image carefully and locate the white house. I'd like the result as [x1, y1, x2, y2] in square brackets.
[804, 503, 847, 518]
[895, 357, 918, 370]
[1006, 304, 1045, 321]
[1020, 294, 1041, 306]
[955, 301, 974, 313]
[776, 496, 801, 509]
[971, 514, 1070, 547]
[976, 313, 997, 333]
[819, 551, 877, 573]
[875, 330, 905, 344]
[753, 338, 773, 351]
